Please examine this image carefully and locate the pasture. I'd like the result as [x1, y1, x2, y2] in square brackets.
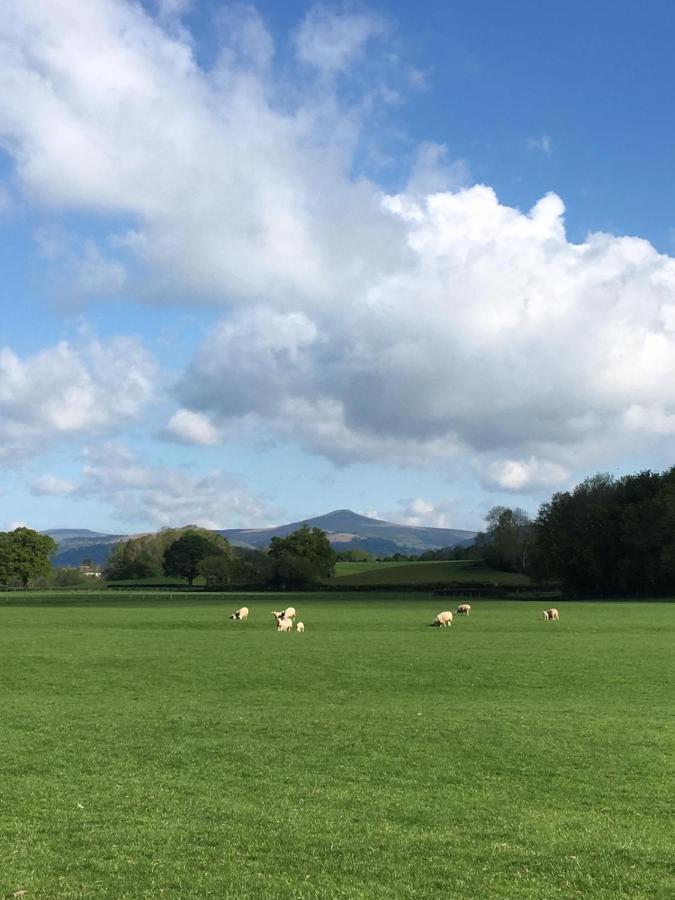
[0, 595, 672, 898]
[331, 560, 531, 586]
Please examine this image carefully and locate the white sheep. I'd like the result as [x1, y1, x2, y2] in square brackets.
[433, 611, 453, 627]
[543, 607, 560, 621]
[230, 607, 249, 622]
[272, 610, 285, 620]
[277, 617, 293, 632]
[284, 607, 296, 620]
[456, 604, 471, 616]
[296, 622, 305, 633]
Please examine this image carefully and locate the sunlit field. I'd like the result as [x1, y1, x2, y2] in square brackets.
[331, 560, 531, 585]
[0, 595, 672, 898]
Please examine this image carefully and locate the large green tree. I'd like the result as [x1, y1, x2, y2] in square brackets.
[531, 467, 675, 596]
[0, 527, 57, 588]
[483, 506, 533, 573]
[163, 532, 230, 585]
[105, 526, 229, 582]
[268, 525, 336, 587]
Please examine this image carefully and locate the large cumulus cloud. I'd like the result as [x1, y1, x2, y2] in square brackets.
[176, 187, 675, 485]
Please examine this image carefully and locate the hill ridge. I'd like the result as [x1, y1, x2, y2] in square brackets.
[45, 509, 477, 567]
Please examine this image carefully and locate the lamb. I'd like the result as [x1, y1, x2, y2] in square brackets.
[296, 622, 305, 633]
[543, 608, 560, 621]
[456, 604, 471, 616]
[277, 617, 293, 632]
[230, 607, 249, 622]
[433, 611, 453, 627]
[272, 610, 285, 620]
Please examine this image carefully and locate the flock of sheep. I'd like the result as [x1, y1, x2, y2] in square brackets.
[432, 604, 559, 626]
[229, 606, 305, 632]
[230, 603, 560, 629]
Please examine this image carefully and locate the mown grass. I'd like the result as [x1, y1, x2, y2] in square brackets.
[331, 559, 531, 586]
[0, 595, 672, 898]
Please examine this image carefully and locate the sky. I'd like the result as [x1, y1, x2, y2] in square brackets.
[1, 0, 675, 535]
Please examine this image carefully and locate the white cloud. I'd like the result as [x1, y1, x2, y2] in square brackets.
[293, 6, 386, 75]
[164, 409, 221, 445]
[406, 142, 469, 196]
[528, 134, 553, 155]
[477, 457, 570, 492]
[153, 0, 192, 21]
[31, 474, 77, 495]
[395, 497, 457, 528]
[2, 3, 675, 493]
[0, 0, 403, 309]
[79, 443, 276, 528]
[0, 336, 156, 463]
[174, 189, 675, 487]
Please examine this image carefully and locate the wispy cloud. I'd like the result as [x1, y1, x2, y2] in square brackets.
[527, 134, 553, 155]
[77, 443, 278, 529]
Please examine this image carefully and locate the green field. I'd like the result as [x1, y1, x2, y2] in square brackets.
[331, 559, 531, 586]
[0, 594, 672, 898]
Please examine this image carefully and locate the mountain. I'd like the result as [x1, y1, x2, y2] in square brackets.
[45, 510, 476, 568]
[44, 530, 125, 568]
[217, 509, 477, 556]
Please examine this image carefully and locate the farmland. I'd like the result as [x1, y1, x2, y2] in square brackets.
[0, 594, 672, 898]
[331, 559, 531, 586]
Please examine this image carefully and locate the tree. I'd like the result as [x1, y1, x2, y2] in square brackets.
[531, 468, 675, 596]
[197, 554, 234, 587]
[268, 525, 336, 587]
[52, 567, 89, 588]
[0, 527, 57, 588]
[335, 549, 374, 562]
[229, 549, 275, 587]
[483, 506, 532, 573]
[163, 532, 230, 585]
[105, 526, 230, 582]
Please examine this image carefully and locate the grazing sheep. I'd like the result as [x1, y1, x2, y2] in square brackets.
[284, 607, 296, 620]
[230, 606, 249, 622]
[543, 607, 560, 621]
[456, 604, 471, 616]
[277, 617, 293, 632]
[296, 622, 305, 633]
[433, 611, 453, 628]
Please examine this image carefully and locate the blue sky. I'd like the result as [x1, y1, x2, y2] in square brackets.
[1, 0, 675, 535]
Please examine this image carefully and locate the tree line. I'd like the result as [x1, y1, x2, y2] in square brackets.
[3, 465, 675, 595]
[479, 467, 675, 597]
[104, 524, 336, 589]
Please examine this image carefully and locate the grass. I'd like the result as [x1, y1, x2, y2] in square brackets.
[331, 559, 531, 586]
[0, 594, 672, 898]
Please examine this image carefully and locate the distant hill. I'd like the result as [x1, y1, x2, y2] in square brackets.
[218, 509, 476, 556]
[44, 530, 125, 568]
[44, 509, 476, 568]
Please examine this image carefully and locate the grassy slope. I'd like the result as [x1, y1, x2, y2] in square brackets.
[332, 559, 531, 586]
[0, 595, 672, 899]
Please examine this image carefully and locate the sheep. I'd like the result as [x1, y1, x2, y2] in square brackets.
[543, 607, 560, 621]
[230, 606, 249, 622]
[433, 611, 453, 628]
[296, 622, 305, 633]
[284, 607, 296, 620]
[456, 604, 471, 616]
[277, 617, 293, 632]
[272, 610, 285, 620]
